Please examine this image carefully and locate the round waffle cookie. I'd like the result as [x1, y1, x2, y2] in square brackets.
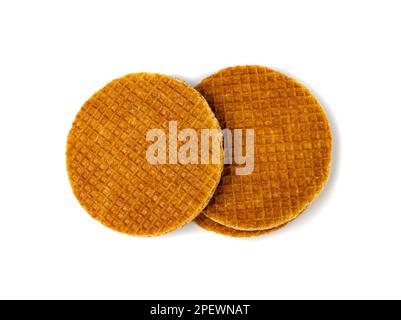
[196, 66, 332, 231]
[67, 73, 223, 236]
[195, 214, 286, 238]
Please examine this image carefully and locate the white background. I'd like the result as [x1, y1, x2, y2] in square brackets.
[0, 0, 400, 300]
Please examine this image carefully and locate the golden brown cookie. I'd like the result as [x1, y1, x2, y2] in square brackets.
[196, 66, 332, 230]
[195, 214, 286, 237]
[67, 73, 223, 236]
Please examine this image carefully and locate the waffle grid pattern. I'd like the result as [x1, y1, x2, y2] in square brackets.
[197, 66, 332, 230]
[67, 73, 223, 236]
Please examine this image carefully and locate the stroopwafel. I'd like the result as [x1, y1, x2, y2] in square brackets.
[67, 73, 223, 236]
[196, 66, 332, 230]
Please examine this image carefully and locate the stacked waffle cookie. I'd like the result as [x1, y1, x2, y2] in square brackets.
[66, 66, 332, 237]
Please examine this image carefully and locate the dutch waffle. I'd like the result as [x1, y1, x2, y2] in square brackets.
[195, 214, 286, 237]
[196, 66, 332, 230]
[66, 73, 224, 236]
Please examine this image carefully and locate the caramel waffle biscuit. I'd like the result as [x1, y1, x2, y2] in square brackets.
[196, 66, 332, 230]
[67, 73, 223, 236]
[195, 214, 286, 237]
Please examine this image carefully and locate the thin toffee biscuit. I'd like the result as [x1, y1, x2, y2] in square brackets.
[196, 66, 332, 231]
[195, 214, 286, 238]
[67, 73, 223, 236]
